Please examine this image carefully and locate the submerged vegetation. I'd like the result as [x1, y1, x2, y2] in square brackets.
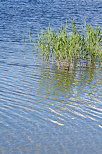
[36, 20, 102, 70]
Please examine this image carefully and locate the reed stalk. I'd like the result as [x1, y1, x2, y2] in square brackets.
[36, 20, 102, 70]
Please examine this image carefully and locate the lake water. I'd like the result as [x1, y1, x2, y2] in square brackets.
[0, 0, 102, 153]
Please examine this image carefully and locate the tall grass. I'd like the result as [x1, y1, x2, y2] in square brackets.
[36, 20, 102, 70]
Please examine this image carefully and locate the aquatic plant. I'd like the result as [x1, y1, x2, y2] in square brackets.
[36, 20, 102, 70]
[82, 24, 101, 64]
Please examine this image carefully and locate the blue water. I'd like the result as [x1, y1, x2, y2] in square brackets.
[0, 0, 102, 153]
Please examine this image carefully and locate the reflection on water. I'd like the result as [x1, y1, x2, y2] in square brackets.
[40, 67, 76, 93]
[40, 65, 102, 119]
[0, 0, 102, 153]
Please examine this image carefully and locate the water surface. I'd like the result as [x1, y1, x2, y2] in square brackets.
[0, 0, 102, 153]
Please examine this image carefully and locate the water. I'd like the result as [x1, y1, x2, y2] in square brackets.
[0, 0, 102, 153]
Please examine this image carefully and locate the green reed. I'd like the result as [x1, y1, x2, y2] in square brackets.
[36, 20, 102, 70]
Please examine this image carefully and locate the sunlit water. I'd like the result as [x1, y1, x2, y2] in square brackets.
[0, 0, 102, 153]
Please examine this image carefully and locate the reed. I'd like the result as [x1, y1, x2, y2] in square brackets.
[36, 20, 102, 70]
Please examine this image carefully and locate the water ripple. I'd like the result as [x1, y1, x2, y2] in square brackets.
[0, 0, 102, 153]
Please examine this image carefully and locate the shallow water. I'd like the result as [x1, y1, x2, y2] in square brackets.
[0, 0, 102, 153]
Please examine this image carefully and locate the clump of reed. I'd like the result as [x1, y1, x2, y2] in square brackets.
[36, 20, 102, 70]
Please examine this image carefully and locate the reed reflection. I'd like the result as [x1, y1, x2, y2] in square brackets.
[39, 66, 76, 95]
